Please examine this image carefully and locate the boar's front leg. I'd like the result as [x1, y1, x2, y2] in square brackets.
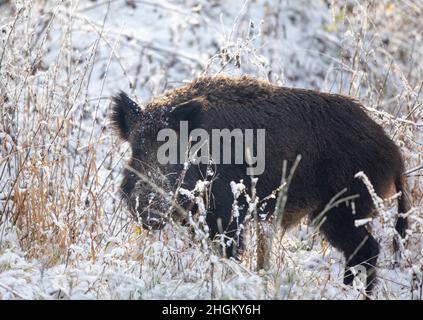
[206, 202, 246, 260]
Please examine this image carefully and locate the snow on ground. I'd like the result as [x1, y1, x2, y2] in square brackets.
[0, 0, 422, 299]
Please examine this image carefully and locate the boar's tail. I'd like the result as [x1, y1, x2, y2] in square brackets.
[394, 174, 410, 240]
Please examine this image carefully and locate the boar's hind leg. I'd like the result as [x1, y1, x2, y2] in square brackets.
[312, 205, 380, 295]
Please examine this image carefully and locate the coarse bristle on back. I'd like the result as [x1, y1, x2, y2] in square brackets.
[111, 91, 141, 141]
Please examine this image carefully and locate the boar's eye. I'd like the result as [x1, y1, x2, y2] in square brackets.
[111, 91, 142, 141]
[170, 98, 206, 123]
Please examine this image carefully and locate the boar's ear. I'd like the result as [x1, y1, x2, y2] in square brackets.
[170, 98, 205, 123]
[111, 91, 142, 141]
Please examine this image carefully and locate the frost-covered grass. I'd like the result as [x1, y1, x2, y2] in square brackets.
[0, 0, 422, 300]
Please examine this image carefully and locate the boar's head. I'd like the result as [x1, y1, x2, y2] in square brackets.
[111, 91, 203, 230]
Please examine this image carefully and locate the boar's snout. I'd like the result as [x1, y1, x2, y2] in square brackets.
[140, 210, 166, 230]
[129, 180, 172, 231]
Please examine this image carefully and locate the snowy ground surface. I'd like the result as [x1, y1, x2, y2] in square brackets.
[0, 0, 422, 299]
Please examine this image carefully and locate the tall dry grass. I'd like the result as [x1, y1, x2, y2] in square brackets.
[0, 0, 421, 299]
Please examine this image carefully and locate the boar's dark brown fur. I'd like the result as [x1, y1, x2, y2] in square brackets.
[111, 76, 410, 295]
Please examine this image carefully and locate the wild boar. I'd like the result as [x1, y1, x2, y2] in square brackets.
[111, 76, 410, 294]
